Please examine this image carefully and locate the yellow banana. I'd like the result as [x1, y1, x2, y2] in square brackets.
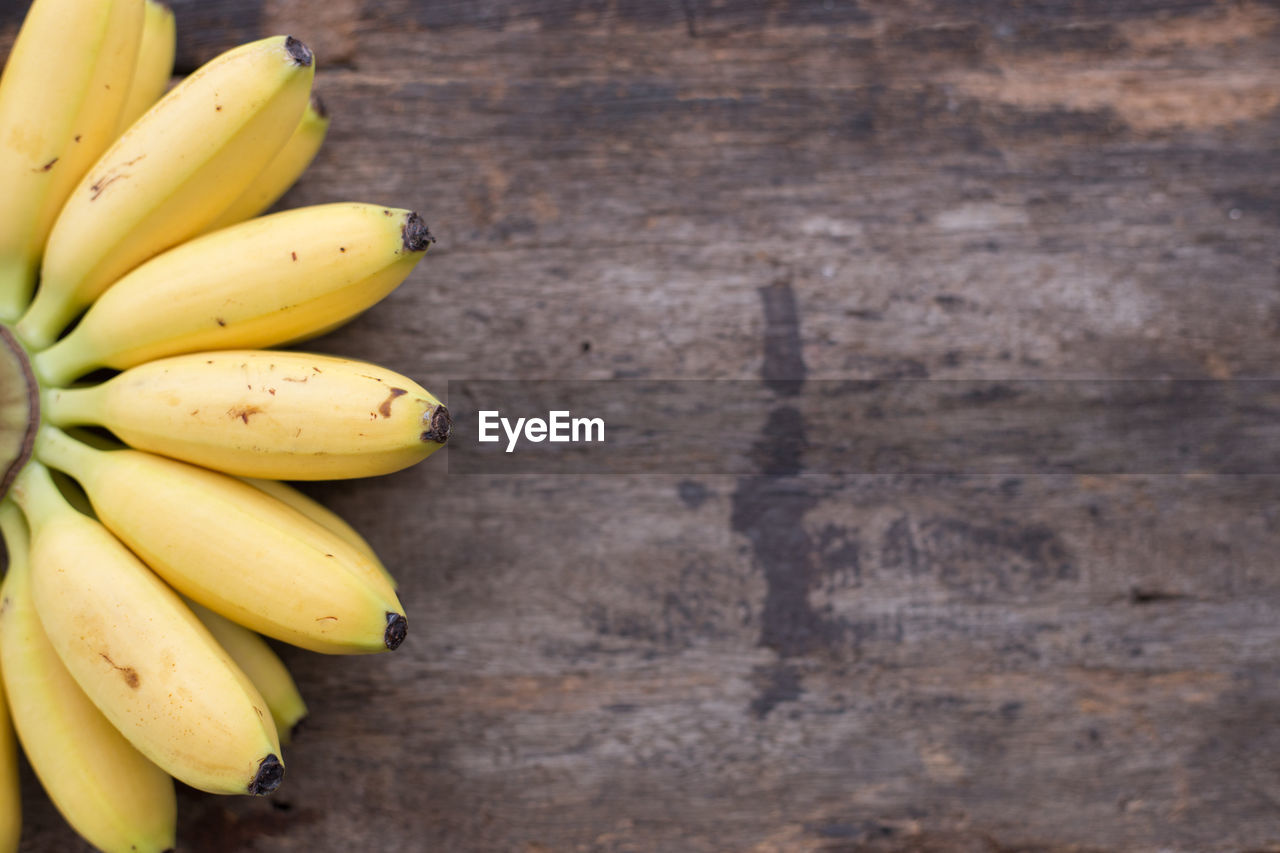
[17, 34, 316, 348]
[0, 0, 144, 321]
[202, 93, 331, 232]
[43, 349, 451, 480]
[242, 476, 398, 590]
[187, 600, 308, 742]
[0, 698, 14, 853]
[115, 0, 176, 135]
[35, 425, 406, 653]
[8, 460, 284, 796]
[0, 503, 175, 853]
[0, 700, 14, 853]
[0, 511, 18, 853]
[33, 203, 434, 386]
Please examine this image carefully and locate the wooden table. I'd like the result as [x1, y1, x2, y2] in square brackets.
[4, 0, 1280, 849]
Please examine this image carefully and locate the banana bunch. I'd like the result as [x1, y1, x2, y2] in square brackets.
[0, 0, 448, 849]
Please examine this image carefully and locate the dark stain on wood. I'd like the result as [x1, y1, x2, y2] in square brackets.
[758, 278, 807, 398]
[676, 479, 708, 509]
[732, 280, 839, 696]
[749, 661, 804, 719]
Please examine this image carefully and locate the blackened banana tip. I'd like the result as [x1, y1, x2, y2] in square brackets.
[402, 212, 435, 253]
[421, 404, 451, 444]
[385, 612, 407, 650]
[284, 36, 313, 67]
[310, 92, 328, 119]
[248, 754, 284, 796]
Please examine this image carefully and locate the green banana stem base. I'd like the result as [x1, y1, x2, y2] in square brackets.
[0, 326, 37, 499]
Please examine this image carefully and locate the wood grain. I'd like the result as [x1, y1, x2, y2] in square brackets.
[5, 0, 1280, 850]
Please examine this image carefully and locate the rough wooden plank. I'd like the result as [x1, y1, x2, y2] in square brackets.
[166, 0, 264, 71]
[3, 0, 1280, 850]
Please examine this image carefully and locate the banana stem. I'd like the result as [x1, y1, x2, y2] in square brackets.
[13, 289, 71, 351]
[41, 385, 102, 429]
[33, 424, 99, 482]
[28, 335, 88, 389]
[8, 460, 67, 530]
[0, 259, 36, 324]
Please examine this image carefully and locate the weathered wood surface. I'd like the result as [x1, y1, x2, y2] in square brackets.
[4, 0, 1280, 850]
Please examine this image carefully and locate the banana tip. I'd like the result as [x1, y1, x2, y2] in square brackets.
[403, 212, 435, 253]
[284, 36, 313, 67]
[421, 404, 451, 444]
[249, 754, 284, 796]
[310, 92, 328, 119]
[385, 612, 407, 650]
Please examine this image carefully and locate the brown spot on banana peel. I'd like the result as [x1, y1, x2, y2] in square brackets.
[385, 612, 407, 649]
[421, 404, 452, 444]
[99, 653, 140, 689]
[89, 154, 145, 200]
[32, 157, 57, 172]
[228, 405, 262, 423]
[248, 754, 284, 796]
[378, 387, 407, 417]
[402, 213, 435, 253]
[90, 175, 125, 199]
